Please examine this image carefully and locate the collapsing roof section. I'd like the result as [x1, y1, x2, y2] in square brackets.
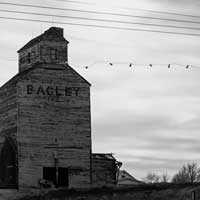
[17, 27, 69, 53]
[92, 153, 116, 160]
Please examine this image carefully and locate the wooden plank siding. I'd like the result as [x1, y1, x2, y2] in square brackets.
[0, 27, 120, 190]
[17, 64, 92, 188]
[0, 81, 18, 187]
[92, 157, 117, 187]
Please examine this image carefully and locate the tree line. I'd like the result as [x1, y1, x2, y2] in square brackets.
[143, 163, 200, 183]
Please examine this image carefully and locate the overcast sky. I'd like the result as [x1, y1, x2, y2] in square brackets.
[1, 0, 200, 180]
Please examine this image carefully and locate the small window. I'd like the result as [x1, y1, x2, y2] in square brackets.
[50, 49, 58, 60]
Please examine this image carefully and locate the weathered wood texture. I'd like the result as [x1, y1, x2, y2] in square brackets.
[0, 27, 120, 190]
[18, 27, 68, 73]
[16, 27, 91, 189]
[0, 82, 17, 143]
[17, 64, 91, 188]
[0, 81, 18, 186]
[92, 157, 117, 186]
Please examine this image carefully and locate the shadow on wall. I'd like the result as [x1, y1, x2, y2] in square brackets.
[0, 137, 17, 188]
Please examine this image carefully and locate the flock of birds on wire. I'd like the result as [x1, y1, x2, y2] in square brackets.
[83, 62, 191, 69]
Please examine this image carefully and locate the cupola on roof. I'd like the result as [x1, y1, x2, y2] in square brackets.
[18, 27, 69, 72]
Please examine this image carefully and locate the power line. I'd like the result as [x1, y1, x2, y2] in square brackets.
[1, 9, 200, 31]
[1, 55, 199, 70]
[54, 0, 92, 5]
[48, 0, 200, 19]
[1, 16, 200, 37]
[81, 61, 200, 70]
[123, 7, 200, 19]
[1, 1, 200, 25]
[1, 56, 198, 70]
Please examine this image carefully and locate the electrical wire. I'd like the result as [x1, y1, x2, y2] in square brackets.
[1, 9, 200, 31]
[47, 0, 200, 19]
[1, 16, 200, 37]
[123, 7, 200, 19]
[81, 61, 200, 70]
[54, 0, 92, 4]
[1, 2, 200, 25]
[0, 56, 199, 70]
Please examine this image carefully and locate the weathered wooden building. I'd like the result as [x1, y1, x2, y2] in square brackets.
[92, 154, 120, 187]
[0, 27, 121, 189]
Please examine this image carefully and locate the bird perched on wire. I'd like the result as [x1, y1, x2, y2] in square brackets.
[109, 62, 113, 66]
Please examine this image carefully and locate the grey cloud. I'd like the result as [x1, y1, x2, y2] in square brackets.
[93, 110, 200, 151]
[136, 136, 200, 152]
[93, 113, 175, 138]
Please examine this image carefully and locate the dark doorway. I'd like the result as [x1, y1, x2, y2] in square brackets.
[0, 138, 17, 186]
[43, 167, 68, 187]
[58, 167, 68, 187]
[43, 167, 56, 185]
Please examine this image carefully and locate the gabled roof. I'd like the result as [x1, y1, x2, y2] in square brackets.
[0, 62, 91, 90]
[17, 27, 69, 53]
[118, 170, 142, 183]
[66, 64, 91, 86]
